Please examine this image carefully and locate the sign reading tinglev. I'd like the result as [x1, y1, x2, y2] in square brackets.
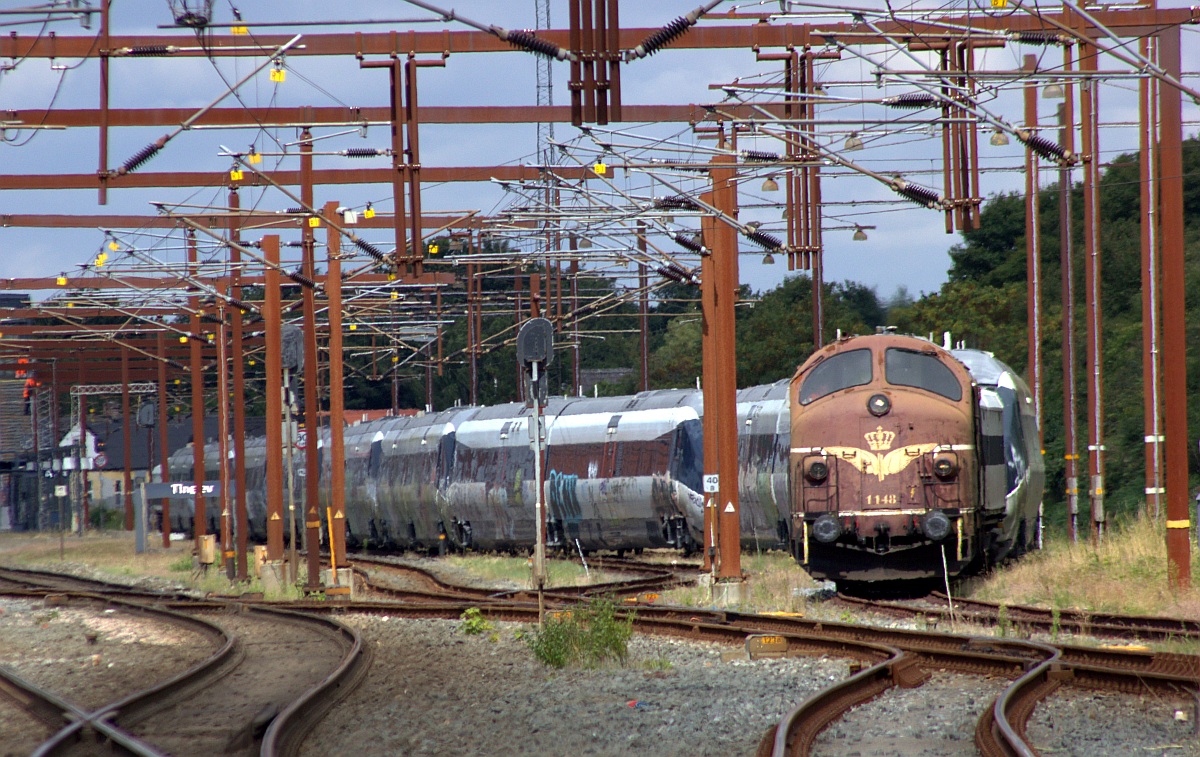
[143, 482, 222, 499]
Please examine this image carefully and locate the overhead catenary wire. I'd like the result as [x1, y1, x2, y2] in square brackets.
[116, 35, 303, 175]
[399, 0, 574, 60]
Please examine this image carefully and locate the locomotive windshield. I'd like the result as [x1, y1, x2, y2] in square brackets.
[885, 348, 963, 401]
[799, 349, 871, 405]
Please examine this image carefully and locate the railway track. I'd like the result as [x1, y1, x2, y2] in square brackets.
[348, 552, 699, 604]
[3, 560, 1198, 755]
[0, 572, 368, 757]
[833, 591, 1200, 643]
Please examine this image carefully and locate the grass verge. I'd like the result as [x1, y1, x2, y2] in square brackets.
[970, 513, 1200, 619]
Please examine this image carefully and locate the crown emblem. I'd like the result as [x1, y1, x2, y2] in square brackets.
[864, 426, 895, 451]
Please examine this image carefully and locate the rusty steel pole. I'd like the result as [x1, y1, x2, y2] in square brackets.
[1057, 96, 1080, 541]
[700, 190, 718, 574]
[300, 129, 322, 589]
[121, 347, 133, 531]
[229, 187, 249, 580]
[404, 56, 443, 278]
[1023, 55, 1043, 545]
[188, 229, 206, 545]
[97, 0, 109, 205]
[215, 313, 233, 579]
[468, 262, 479, 405]
[1138, 38, 1164, 519]
[570, 245, 580, 396]
[706, 153, 742, 583]
[156, 332, 170, 548]
[1157, 27, 1191, 588]
[637, 221, 649, 392]
[79, 393, 88, 529]
[324, 202, 348, 569]
[1079, 36, 1106, 543]
[263, 236, 285, 561]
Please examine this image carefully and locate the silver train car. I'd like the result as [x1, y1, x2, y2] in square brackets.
[165, 384, 793, 556]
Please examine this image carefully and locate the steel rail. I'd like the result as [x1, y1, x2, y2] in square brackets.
[0, 666, 167, 757]
[764, 647, 926, 757]
[259, 606, 371, 757]
[4, 593, 235, 757]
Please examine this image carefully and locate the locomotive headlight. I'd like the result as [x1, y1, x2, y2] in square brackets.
[921, 510, 952, 542]
[867, 393, 891, 417]
[805, 458, 829, 483]
[812, 513, 842, 544]
[932, 452, 958, 480]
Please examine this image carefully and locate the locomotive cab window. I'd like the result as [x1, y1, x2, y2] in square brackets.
[799, 349, 872, 405]
[884, 348, 962, 401]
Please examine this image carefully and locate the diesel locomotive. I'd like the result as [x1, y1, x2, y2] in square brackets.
[789, 333, 1043, 584]
[166, 332, 1041, 586]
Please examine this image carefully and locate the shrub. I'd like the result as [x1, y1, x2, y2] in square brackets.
[459, 607, 494, 636]
[526, 597, 634, 669]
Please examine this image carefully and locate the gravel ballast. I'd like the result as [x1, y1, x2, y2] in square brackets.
[0, 597, 216, 710]
[300, 615, 850, 757]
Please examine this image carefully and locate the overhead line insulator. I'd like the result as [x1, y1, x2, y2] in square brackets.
[119, 140, 165, 175]
[891, 179, 943, 209]
[655, 195, 701, 210]
[745, 229, 784, 251]
[741, 149, 781, 162]
[287, 271, 316, 289]
[494, 28, 570, 61]
[353, 237, 388, 264]
[118, 45, 177, 57]
[882, 92, 940, 108]
[672, 233, 706, 255]
[344, 148, 388, 158]
[1012, 31, 1067, 46]
[1022, 132, 1074, 164]
[626, 0, 722, 60]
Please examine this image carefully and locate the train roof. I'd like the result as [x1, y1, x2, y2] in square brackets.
[950, 349, 1019, 387]
[736, 379, 790, 402]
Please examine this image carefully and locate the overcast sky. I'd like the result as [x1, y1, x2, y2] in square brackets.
[1, 0, 1197, 304]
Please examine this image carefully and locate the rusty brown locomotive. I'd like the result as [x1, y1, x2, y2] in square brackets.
[789, 333, 1044, 586]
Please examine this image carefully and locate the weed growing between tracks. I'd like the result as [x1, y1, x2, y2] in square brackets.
[458, 607, 495, 637]
[527, 597, 634, 669]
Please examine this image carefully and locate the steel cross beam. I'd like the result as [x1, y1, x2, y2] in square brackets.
[2, 11, 1197, 60]
[69, 383, 157, 396]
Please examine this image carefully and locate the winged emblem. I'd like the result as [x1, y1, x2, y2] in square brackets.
[823, 443, 938, 482]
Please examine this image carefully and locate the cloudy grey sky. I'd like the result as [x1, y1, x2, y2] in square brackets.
[1, 0, 1196, 302]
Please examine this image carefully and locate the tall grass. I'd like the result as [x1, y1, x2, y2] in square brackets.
[972, 513, 1200, 618]
[440, 554, 622, 588]
[0, 531, 301, 600]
